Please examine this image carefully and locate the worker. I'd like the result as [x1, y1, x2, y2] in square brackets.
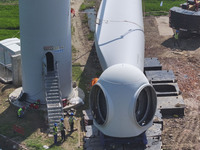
[34, 99, 40, 109]
[60, 118, 66, 141]
[91, 78, 99, 86]
[30, 99, 40, 109]
[194, 0, 199, 11]
[68, 113, 76, 132]
[71, 8, 75, 17]
[173, 30, 180, 47]
[18, 106, 25, 118]
[53, 123, 58, 144]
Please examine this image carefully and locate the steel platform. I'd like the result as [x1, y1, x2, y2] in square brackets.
[145, 70, 176, 83]
[144, 58, 162, 71]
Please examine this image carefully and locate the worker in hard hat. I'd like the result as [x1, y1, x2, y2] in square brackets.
[18, 106, 25, 118]
[68, 113, 76, 132]
[60, 118, 66, 141]
[53, 123, 58, 144]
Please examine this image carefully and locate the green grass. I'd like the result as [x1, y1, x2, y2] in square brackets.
[72, 63, 90, 110]
[25, 135, 63, 150]
[72, 63, 83, 82]
[87, 31, 94, 41]
[0, 0, 18, 4]
[72, 45, 77, 53]
[143, 0, 185, 15]
[71, 25, 75, 36]
[0, 4, 19, 40]
[79, 0, 95, 11]
[0, 29, 19, 40]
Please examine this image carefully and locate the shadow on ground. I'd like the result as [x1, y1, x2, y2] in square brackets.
[74, 43, 102, 115]
[162, 33, 200, 51]
[0, 103, 48, 149]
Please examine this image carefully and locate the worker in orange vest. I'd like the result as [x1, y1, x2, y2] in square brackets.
[91, 78, 99, 86]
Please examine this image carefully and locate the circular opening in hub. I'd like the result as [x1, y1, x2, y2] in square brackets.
[90, 85, 107, 125]
[135, 86, 157, 126]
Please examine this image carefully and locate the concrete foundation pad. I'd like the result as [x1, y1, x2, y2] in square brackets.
[9, 87, 32, 109]
[155, 16, 174, 36]
[9, 86, 85, 111]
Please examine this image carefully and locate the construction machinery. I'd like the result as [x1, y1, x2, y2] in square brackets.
[169, 0, 200, 33]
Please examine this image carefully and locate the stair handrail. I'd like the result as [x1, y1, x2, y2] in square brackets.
[54, 61, 64, 114]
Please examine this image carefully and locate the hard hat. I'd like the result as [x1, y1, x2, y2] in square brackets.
[61, 118, 64, 121]
[22, 106, 25, 110]
[54, 123, 57, 126]
[70, 112, 74, 116]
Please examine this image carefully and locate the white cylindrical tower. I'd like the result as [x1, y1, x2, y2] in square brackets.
[19, 0, 72, 104]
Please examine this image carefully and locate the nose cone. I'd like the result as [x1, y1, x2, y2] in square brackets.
[90, 64, 157, 137]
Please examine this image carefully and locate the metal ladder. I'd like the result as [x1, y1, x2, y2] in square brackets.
[44, 71, 64, 133]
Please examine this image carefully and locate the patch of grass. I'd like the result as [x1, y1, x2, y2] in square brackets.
[79, 1, 95, 11]
[72, 63, 89, 109]
[80, 14, 94, 41]
[0, 5, 19, 27]
[0, 5, 20, 40]
[143, 0, 185, 15]
[81, 14, 88, 24]
[72, 63, 83, 82]
[71, 25, 75, 36]
[72, 45, 77, 53]
[24, 132, 63, 150]
[0, 29, 20, 40]
[25, 139, 44, 150]
[0, 122, 13, 135]
[0, 0, 18, 4]
[87, 31, 94, 41]
[68, 132, 78, 145]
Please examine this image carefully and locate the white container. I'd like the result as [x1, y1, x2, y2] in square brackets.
[19, 0, 72, 104]
[90, 0, 157, 137]
[0, 38, 20, 70]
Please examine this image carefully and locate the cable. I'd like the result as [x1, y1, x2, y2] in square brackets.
[97, 18, 144, 31]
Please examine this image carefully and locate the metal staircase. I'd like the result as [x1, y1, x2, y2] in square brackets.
[44, 71, 64, 132]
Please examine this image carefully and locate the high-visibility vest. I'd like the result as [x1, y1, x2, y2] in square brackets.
[68, 117, 74, 125]
[18, 108, 22, 116]
[53, 127, 57, 135]
[174, 32, 179, 40]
